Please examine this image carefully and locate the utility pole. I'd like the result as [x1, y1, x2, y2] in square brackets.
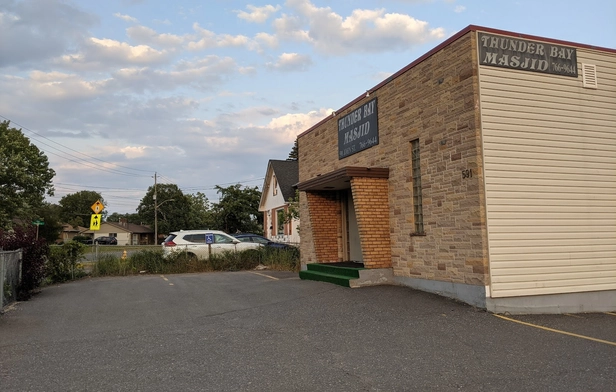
[154, 172, 158, 245]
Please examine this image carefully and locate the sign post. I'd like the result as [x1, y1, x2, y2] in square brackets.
[32, 219, 44, 240]
[206, 233, 214, 259]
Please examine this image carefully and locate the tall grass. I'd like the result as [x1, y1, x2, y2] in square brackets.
[90, 246, 299, 277]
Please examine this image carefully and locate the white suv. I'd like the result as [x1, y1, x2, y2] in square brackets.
[161, 230, 262, 260]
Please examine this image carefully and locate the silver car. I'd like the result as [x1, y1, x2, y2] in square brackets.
[161, 230, 261, 260]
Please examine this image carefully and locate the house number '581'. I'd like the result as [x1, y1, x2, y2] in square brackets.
[462, 169, 473, 179]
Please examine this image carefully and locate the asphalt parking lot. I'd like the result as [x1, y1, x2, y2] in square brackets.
[1, 271, 614, 391]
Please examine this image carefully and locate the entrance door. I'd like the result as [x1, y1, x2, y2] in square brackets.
[342, 190, 363, 262]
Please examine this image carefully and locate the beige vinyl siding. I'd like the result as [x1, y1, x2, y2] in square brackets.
[479, 44, 616, 298]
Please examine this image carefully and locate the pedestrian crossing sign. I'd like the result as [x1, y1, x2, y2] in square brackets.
[90, 214, 102, 231]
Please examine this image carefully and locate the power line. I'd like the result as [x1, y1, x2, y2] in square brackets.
[53, 182, 145, 192]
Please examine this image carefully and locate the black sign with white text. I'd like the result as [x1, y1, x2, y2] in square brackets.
[478, 32, 577, 77]
[338, 98, 379, 159]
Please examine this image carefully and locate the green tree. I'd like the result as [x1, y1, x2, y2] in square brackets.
[212, 184, 262, 234]
[0, 121, 55, 229]
[35, 202, 63, 243]
[288, 139, 298, 160]
[137, 184, 191, 236]
[186, 192, 215, 229]
[106, 212, 140, 224]
[59, 191, 105, 227]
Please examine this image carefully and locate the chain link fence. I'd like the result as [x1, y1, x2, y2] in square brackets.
[1, 249, 22, 309]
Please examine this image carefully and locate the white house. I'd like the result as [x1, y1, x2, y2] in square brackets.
[259, 159, 300, 245]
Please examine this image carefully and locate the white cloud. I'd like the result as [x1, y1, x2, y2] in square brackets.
[454, 5, 466, 13]
[236, 5, 281, 23]
[267, 52, 312, 71]
[118, 146, 148, 159]
[126, 25, 184, 48]
[114, 13, 138, 23]
[90, 38, 168, 62]
[260, 108, 333, 144]
[108, 55, 241, 92]
[254, 32, 279, 49]
[12, 71, 106, 101]
[128, 23, 275, 53]
[274, 0, 446, 55]
[272, 14, 312, 43]
[187, 23, 252, 50]
[55, 37, 171, 71]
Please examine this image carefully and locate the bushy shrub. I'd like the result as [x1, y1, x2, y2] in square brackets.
[208, 250, 260, 271]
[88, 246, 300, 277]
[46, 241, 87, 283]
[132, 249, 164, 273]
[258, 247, 300, 271]
[92, 254, 121, 276]
[0, 226, 49, 298]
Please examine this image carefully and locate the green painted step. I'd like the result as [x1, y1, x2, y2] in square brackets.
[299, 270, 352, 287]
[306, 263, 364, 278]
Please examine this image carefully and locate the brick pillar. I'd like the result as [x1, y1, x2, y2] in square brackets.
[306, 191, 340, 263]
[351, 177, 392, 269]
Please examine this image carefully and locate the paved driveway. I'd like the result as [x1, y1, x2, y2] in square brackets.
[1, 272, 614, 391]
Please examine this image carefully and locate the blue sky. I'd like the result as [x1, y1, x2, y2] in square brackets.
[1, 0, 614, 215]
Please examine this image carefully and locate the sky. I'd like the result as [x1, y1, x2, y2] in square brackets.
[1, 0, 615, 215]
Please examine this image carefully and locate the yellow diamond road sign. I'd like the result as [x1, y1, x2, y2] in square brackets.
[91, 200, 104, 214]
[90, 214, 102, 231]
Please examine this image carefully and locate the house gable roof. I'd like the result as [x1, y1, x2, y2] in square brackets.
[270, 159, 298, 202]
[259, 159, 299, 209]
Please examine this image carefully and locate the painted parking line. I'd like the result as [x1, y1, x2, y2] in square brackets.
[493, 314, 616, 347]
[249, 271, 279, 280]
[160, 275, 174, 286]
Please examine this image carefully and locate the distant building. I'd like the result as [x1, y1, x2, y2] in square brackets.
[296, 25, 616, 314]
[58, 224, 89, 244]
[259, 159, 300, 244]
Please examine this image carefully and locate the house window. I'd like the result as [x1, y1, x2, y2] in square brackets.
[411, 139, 424, 234]
[273, 176, 278, 196]
[110, 233, 117, 237]
[277, 209, 285, 235]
